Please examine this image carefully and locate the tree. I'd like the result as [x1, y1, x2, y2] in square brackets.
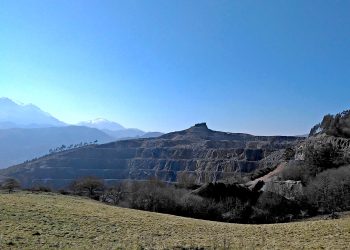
[1, 178, 21, 193]
[71, 176, 104, 197]
[102, 184, 125, 205]
[305, 166, 350, 213]
[309, 123, 321, 136]
[177, 171, 197, 188]
[304, 143, 339, 173]
[317, 110, 350, 138]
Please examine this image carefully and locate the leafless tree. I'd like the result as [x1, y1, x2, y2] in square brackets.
[1, 178, 21, 193]
[102, 184, 125, 205]
[177, 171, 197, 188]
[71, 176, 104, 197]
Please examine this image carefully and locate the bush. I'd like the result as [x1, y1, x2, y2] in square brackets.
[28, 185, 52, 193]
[100, 184, 125, 205]
[58, 189, 70, 195]
[304, 166, 350, 213]
[250, 192, 300, 223]
[69, 166, 350, 224]
[279, 161, 314, 184]
[1, 178, 21, 193]
[304, 143, 340, 172]
[177, 171, 198, 189]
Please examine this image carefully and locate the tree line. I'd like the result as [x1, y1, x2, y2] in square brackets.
[48, 140, 98, 154]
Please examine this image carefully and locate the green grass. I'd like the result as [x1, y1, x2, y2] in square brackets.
[0, 192, 349, 249]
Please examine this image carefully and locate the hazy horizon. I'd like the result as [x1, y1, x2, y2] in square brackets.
[0, 96, 309, 136]
[1, 1, 349, 135]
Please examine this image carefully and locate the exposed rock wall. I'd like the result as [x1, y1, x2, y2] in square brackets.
[295, 134, 350, 161]
[0, 123, 303, 188]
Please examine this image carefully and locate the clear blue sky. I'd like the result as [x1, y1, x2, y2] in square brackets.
[0, 1, 349, 135]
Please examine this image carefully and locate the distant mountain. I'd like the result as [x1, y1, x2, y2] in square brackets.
[78, 118, 124, 131]
[295, 134, 308, 138]
[78, 118, 163, 139]
[0, 98, 164, 169]
[102, 128, 145, 139]
[0, 126, 114, 169]
[103, 129, 164, 140]
[0, 97, 66, 128]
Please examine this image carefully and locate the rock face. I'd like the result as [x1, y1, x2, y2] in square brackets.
[0, 123, 303, 188]
[295, 133, 350, 162]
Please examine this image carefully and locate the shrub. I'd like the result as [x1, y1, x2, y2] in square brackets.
[58, 189, 70, 195]
[304, 166, 350, 213]
[279, 161, 313, 184]
[29, 185, 52, 193]
[250, 192, 300, 223]
[101, 184, 125, 205]
[1, 178, 21, 193]
[304, 143, 340, 172]
[177, 171, 198, 189]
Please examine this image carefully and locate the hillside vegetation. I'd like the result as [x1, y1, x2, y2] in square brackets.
[0, 192, 349, 249]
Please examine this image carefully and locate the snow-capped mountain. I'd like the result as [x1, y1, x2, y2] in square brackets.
[0, 97, 66, 128]
[0, 98, 164, 168]
[77, 118, 164, 139]
[77, 118, 125, 131]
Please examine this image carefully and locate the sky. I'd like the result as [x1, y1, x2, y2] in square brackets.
[0, 0, 349, 135]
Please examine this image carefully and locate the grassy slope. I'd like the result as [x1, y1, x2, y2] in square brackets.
[0, 192, 349, 249]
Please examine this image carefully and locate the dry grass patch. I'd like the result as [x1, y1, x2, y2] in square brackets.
[0, 192, 349, 249]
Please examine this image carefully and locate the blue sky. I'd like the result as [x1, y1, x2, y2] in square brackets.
[0, 1, 349, 135]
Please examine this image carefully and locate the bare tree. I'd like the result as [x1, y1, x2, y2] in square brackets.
[102, 184, 125, 205]
[1, 178, 21, 193]
[177, 171, 197, 188]
[71, 176, 104, 197]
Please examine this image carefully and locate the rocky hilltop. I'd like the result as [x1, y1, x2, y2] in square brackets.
[246, 111, 350, 200]
[0, 123, 303, 188]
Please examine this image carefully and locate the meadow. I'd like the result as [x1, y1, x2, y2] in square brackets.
[0, 192, 349, 249]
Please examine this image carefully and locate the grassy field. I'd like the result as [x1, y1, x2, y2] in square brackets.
[0, 192, 349, 249]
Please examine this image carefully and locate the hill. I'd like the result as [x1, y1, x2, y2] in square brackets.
[0, 126, 114, 169]
[0, 123, 303, 188]
[0, 192, 349, 249]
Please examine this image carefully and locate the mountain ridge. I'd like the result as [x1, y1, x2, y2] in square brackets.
[77, 118, 125, 131]
[0, 97, 66, 128]
[0, 98, 164, 168]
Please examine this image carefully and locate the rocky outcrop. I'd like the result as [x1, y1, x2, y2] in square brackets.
[309, 110, 350, 138]
[0, 123, 303, 189]
[295, 133, 350, 162]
